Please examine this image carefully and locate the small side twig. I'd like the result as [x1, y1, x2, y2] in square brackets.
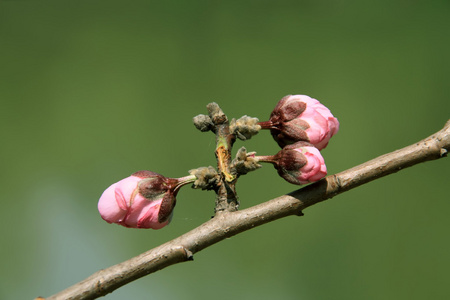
[205, 102, 239, 213]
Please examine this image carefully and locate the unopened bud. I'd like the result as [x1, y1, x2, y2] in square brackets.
[255, 142, 327, 185]
[193, 114, 214, 132]
[259, 95, 339, 150]
[189, 166, 219, 190]
[98, 171, 196, 229]
[230, 116, 261, 140]
[230, 147, 261, 175]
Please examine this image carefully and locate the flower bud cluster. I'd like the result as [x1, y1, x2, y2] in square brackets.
[256, 95, 339, 185]
[98, 94, 339, 229]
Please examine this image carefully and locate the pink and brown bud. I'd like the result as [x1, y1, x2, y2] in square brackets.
[98, 171, 196, 229]
[259, 95, 339, 150]
[255, 142, 327, 185]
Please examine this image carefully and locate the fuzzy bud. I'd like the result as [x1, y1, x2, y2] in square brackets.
[193, 114, 214, 132]
[230, 116, 261, 140]
[230, 147, 261, 175]
[259, 95, 339, 150]
[189, 166, 219, 190]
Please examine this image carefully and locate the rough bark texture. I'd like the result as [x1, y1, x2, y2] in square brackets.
[41, 120, 449, 300]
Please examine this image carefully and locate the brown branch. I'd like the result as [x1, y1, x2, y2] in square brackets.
[42, 120, 450, 300]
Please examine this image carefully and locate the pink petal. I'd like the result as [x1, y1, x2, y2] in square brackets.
[98, 183, 127, 223]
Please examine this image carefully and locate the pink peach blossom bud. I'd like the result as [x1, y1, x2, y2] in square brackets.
[259, 95, 339, 150]
[255, 142, 327, 185]
[98, 171, 196, 229]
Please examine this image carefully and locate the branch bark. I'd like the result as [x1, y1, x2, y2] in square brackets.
[42, 120, 450, 300]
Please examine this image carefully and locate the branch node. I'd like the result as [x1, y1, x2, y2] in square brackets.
[184, 248, 194, 261]
[440, 148, 448, 157]
[175, 246, 194, 261]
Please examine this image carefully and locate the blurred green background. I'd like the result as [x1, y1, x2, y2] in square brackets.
[1, 1, 449, 299]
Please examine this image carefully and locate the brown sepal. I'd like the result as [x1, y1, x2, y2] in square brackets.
[279, 100, 306, 122]
[158, 193, 176, 223]
[132, 170, 162, 178]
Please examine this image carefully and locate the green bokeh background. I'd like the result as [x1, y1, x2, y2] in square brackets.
[1, 1, 449, 299]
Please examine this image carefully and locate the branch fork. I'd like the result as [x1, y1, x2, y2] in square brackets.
[42, 117, 450, 300]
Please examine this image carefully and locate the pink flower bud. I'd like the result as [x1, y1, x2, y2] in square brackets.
[255, 142, 327, 185]
[259, 95, 339, 150]
[98, 171, 195, 229]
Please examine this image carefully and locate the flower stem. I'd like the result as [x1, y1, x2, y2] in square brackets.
[254, 155, 277, 165]
[173, 175, 197, 192]
[257, 120, 276, 130]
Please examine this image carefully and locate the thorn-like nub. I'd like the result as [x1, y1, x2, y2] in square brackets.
[185, 249, 194, 261]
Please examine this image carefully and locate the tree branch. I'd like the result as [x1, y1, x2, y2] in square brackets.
[42, 120, 450, 300]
